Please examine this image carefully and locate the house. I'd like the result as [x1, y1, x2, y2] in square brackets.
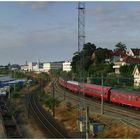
[127, 48, 140, 58]
[132, 65, 140, 87]
[111, 50, 127, 63]
[113, 56, 140, 74]
[62, 61, 72, 72]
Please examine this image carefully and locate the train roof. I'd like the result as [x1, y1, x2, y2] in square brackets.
[67, 80, 79, 85]
[111, 88, 140, 96]
[83, 83, 111, 89]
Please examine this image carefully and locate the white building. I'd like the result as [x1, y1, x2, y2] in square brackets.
[43, 63, 51, 72]
[127, 48, 140, 58]
[132, 65, 140, 87]
[28, 61, 43, 72]
[43, 61, 63, 72]
[113, 56, 140, 74]
[20, 65, 28, 71]
[28, 62, 37, 71]
[113, 61, 126, 74]
[62, 61, 72, 72]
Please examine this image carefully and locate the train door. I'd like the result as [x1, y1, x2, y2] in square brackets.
[106, 88, 111, 102]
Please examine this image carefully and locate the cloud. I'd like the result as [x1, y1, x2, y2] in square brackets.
[85, 2, 140, 49]
[19, 1, 54, 10]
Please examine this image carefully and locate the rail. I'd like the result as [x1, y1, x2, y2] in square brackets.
[28, 92, 69, 138]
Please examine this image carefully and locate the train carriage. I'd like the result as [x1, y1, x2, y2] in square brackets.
[59, 78, 67, 88]
[81, 83, 111, 101]
[59, 77, 140, 109]
[67, 81, 79, 92]
[110, 89, 140, 108]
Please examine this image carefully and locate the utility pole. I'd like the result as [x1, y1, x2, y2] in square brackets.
[52, 81, 55, 117]
[86, 106, 89, 139]
[27, 83, 30, 118]
[101, 75, 104, 115]
[14, 70, 16, 91]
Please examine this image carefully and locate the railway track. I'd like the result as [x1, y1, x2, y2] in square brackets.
[28, 92, 69, 138]
[0, 100, 22, 138]
[54, 82, 140, 129]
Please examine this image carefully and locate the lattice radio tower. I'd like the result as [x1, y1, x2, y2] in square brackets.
[78, 2, 85, 83]
[78, 2, 89, 139]
[78, 1, 86, 109]
[78, 2, 85, 53]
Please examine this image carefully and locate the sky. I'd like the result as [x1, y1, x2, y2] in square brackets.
[0, 1, 140, 65]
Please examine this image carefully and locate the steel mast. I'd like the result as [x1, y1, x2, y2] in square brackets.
[78, 2, 89, 139]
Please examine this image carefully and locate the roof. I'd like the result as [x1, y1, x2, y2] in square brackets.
[115, 56, 140, 64]
[67, 80, 79, 85]
[83, 83, 111, 90]
[111, 88, 140, 96]
[111, 50, 127, 57]
[123, 56, 140, 63]
[130, 48, 140, 56]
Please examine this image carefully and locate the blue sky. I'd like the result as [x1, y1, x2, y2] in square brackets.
[0, 1, 140, 65]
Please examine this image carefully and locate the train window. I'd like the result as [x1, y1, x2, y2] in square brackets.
[128, 96, 131, 100]
[136, 97, 138, 101]
[132, 96, 135, 100]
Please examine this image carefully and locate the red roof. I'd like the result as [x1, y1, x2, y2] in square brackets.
[123, 56, 140, 63]
[111, 50, 127, 57]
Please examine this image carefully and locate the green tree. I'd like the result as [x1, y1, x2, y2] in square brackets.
[71, 42, 96, 79]
[94, 48, 111, 64]
[88, 63, 114, 77]
[115, 42, 127, 52]
[120, 64, 135, 77]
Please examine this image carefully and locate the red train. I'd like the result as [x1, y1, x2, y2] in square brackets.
[59, 77, 140, 108]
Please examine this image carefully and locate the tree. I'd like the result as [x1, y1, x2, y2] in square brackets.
[115, 42, 127, 52]
[94, 48, 111, 64]
[120, 64, 135, 77]
[71, 42, 96, 78]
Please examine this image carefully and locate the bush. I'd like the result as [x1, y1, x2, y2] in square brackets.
[11, 92, 20, 98]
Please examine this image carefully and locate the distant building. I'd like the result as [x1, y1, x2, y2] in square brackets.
[20, 65, 28, 71]
[113, 56, 140, 74]
[127, 48, 140, 58]
[132, 65, 140, 87]
[43, 61, 63, 72]
[62, 61, 72, 72]
[10, 64, 20, 71]
[43, 62, 51, 72]
[111, 50, 127, 63]
[28, 62, 38, 71]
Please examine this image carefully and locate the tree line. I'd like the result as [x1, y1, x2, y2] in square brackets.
[60, 42, 135, 87]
